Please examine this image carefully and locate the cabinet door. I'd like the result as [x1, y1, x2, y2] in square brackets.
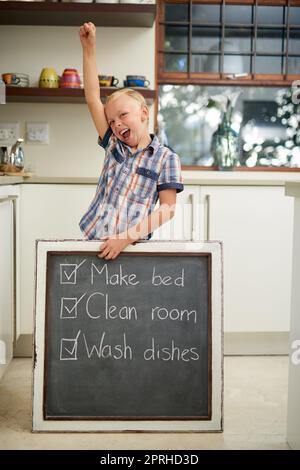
[0, 199, 14, 379]
[200, 186, 294, 332]
[19, 184, 96, 334]
[152, 185, 202, 240]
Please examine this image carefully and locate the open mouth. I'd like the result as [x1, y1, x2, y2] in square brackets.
[120, 128, 130, 140]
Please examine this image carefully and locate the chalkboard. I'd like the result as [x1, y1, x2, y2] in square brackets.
[33, 240, 223, 432]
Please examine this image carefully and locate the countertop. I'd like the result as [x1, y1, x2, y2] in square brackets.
[285, 181, 300, 198]
[2, 171, 300, 187]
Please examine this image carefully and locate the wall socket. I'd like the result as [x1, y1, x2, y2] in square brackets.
[0, 122, 20, 146]
[26, 122, 49, 144]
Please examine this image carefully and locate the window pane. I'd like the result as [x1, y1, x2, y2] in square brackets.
[191, 54, 220, 73]
[164, 54, 188, 72]
[287, 57, 300, 74]
[158, 86, 298, 168]
[257, 6, 285, 25]
[289, 29, 300, 55]
[224, 28, 252, 53]
[165, 4, 189, 22]
[290, 7, 300, 25]
[192, 4, 220, 23]
[240, 97, 290, 167]
[223, 55, 251, 74]
[224, 5, 253, 24]
[165, 26, 189, 52]
[192, 26, 221, 52]
[255, 56, 283, 74]
[257, 29, 285, 53]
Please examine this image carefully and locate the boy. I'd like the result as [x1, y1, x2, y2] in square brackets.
[79, 22, 184, 260]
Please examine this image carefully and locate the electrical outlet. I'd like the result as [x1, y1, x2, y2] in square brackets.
[26, 122, 49, 144]
[0, 122, 20, 145]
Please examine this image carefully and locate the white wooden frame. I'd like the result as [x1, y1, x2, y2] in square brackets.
[32, 240, 223, 432]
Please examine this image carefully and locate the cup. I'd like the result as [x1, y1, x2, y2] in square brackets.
[60, 68, 81, 88]
[13, 73, 30, 87]
[124, 75, 150, 87]
[39, 68, 59, 88]
[2, 73, 21, 86]
[98, 75, 119, 87]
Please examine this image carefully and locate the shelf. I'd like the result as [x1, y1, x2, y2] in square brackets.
[0, 2, 156, 27]
[5, 87, 156, 104]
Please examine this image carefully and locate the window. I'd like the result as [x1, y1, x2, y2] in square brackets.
[157, 1, 300, 170]
[157, 0, 300, 82]
[158, 85, 300, 169]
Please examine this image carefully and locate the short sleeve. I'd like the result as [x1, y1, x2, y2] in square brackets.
[98, 127, 116, 150]
[157, 151, 184, 193]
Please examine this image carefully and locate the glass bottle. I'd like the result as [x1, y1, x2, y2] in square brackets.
[211, 117, 239, 171]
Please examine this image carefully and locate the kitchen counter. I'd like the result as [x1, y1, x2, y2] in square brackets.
[0, 176, 24, 186]
[0, 176, 98, 186]
[285, 181, 300, 198]
[1, 171, 300, 187]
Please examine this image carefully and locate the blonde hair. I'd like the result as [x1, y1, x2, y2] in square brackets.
[106, 88, 147, 108]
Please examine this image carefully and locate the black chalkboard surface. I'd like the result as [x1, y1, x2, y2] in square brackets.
[44, 251, 211, 420]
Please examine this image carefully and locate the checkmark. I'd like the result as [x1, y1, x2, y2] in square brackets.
[60, 294, 86, 319]
[60, 330, 81, 361]
[60, 259, 86, 285]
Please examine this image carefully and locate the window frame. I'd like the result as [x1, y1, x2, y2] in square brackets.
[157, 0, 300, 86]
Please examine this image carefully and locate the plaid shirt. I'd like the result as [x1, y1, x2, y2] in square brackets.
[79, 128, 184, 240]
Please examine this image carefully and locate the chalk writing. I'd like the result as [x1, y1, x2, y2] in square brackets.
[60, 293, 86, 319]
[86, 292, 138, 321]
[60, 260, 86, 285]
[151, 305, 197, 324]
[152, 267, 185, 287]
[91, 263, 140, 286]
[144, 338, 200, 362]
[60, 330, 81, 361]
[58, 261, 200, 361]
[83, 332, 133, 360]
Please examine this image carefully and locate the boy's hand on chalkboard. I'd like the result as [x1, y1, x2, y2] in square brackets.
[98, 234, 133, 260]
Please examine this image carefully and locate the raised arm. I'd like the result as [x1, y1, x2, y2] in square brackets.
[79, 22, 108, 139]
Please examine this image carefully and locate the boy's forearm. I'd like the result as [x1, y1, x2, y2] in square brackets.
[126, 203, 176, 242]
[82, 47, 101, 103]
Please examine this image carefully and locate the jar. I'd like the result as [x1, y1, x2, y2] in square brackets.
[211, 119, 239, 170]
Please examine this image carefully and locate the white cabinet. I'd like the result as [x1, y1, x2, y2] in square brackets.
[19, 184, 96, 334]
[0, 187, 19, 379]
[286, 185, 300, 449]
[152, 185, 202, 241]
[200, 186, 294, 333]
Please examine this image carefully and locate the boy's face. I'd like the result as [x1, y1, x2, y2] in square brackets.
[105, 95, 148, 147]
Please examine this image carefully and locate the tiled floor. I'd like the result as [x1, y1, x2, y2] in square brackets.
[0, 356, 289, 450]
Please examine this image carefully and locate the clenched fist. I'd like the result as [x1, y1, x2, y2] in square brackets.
[79, 22, 96, 49]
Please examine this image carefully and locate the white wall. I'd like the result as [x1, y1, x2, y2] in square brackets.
[0, 25, 155, 177]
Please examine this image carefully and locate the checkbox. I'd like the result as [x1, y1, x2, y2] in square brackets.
[60, 294, 86, 319]
[60, 259, 86, 285]
[60, 331, 81, 361]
